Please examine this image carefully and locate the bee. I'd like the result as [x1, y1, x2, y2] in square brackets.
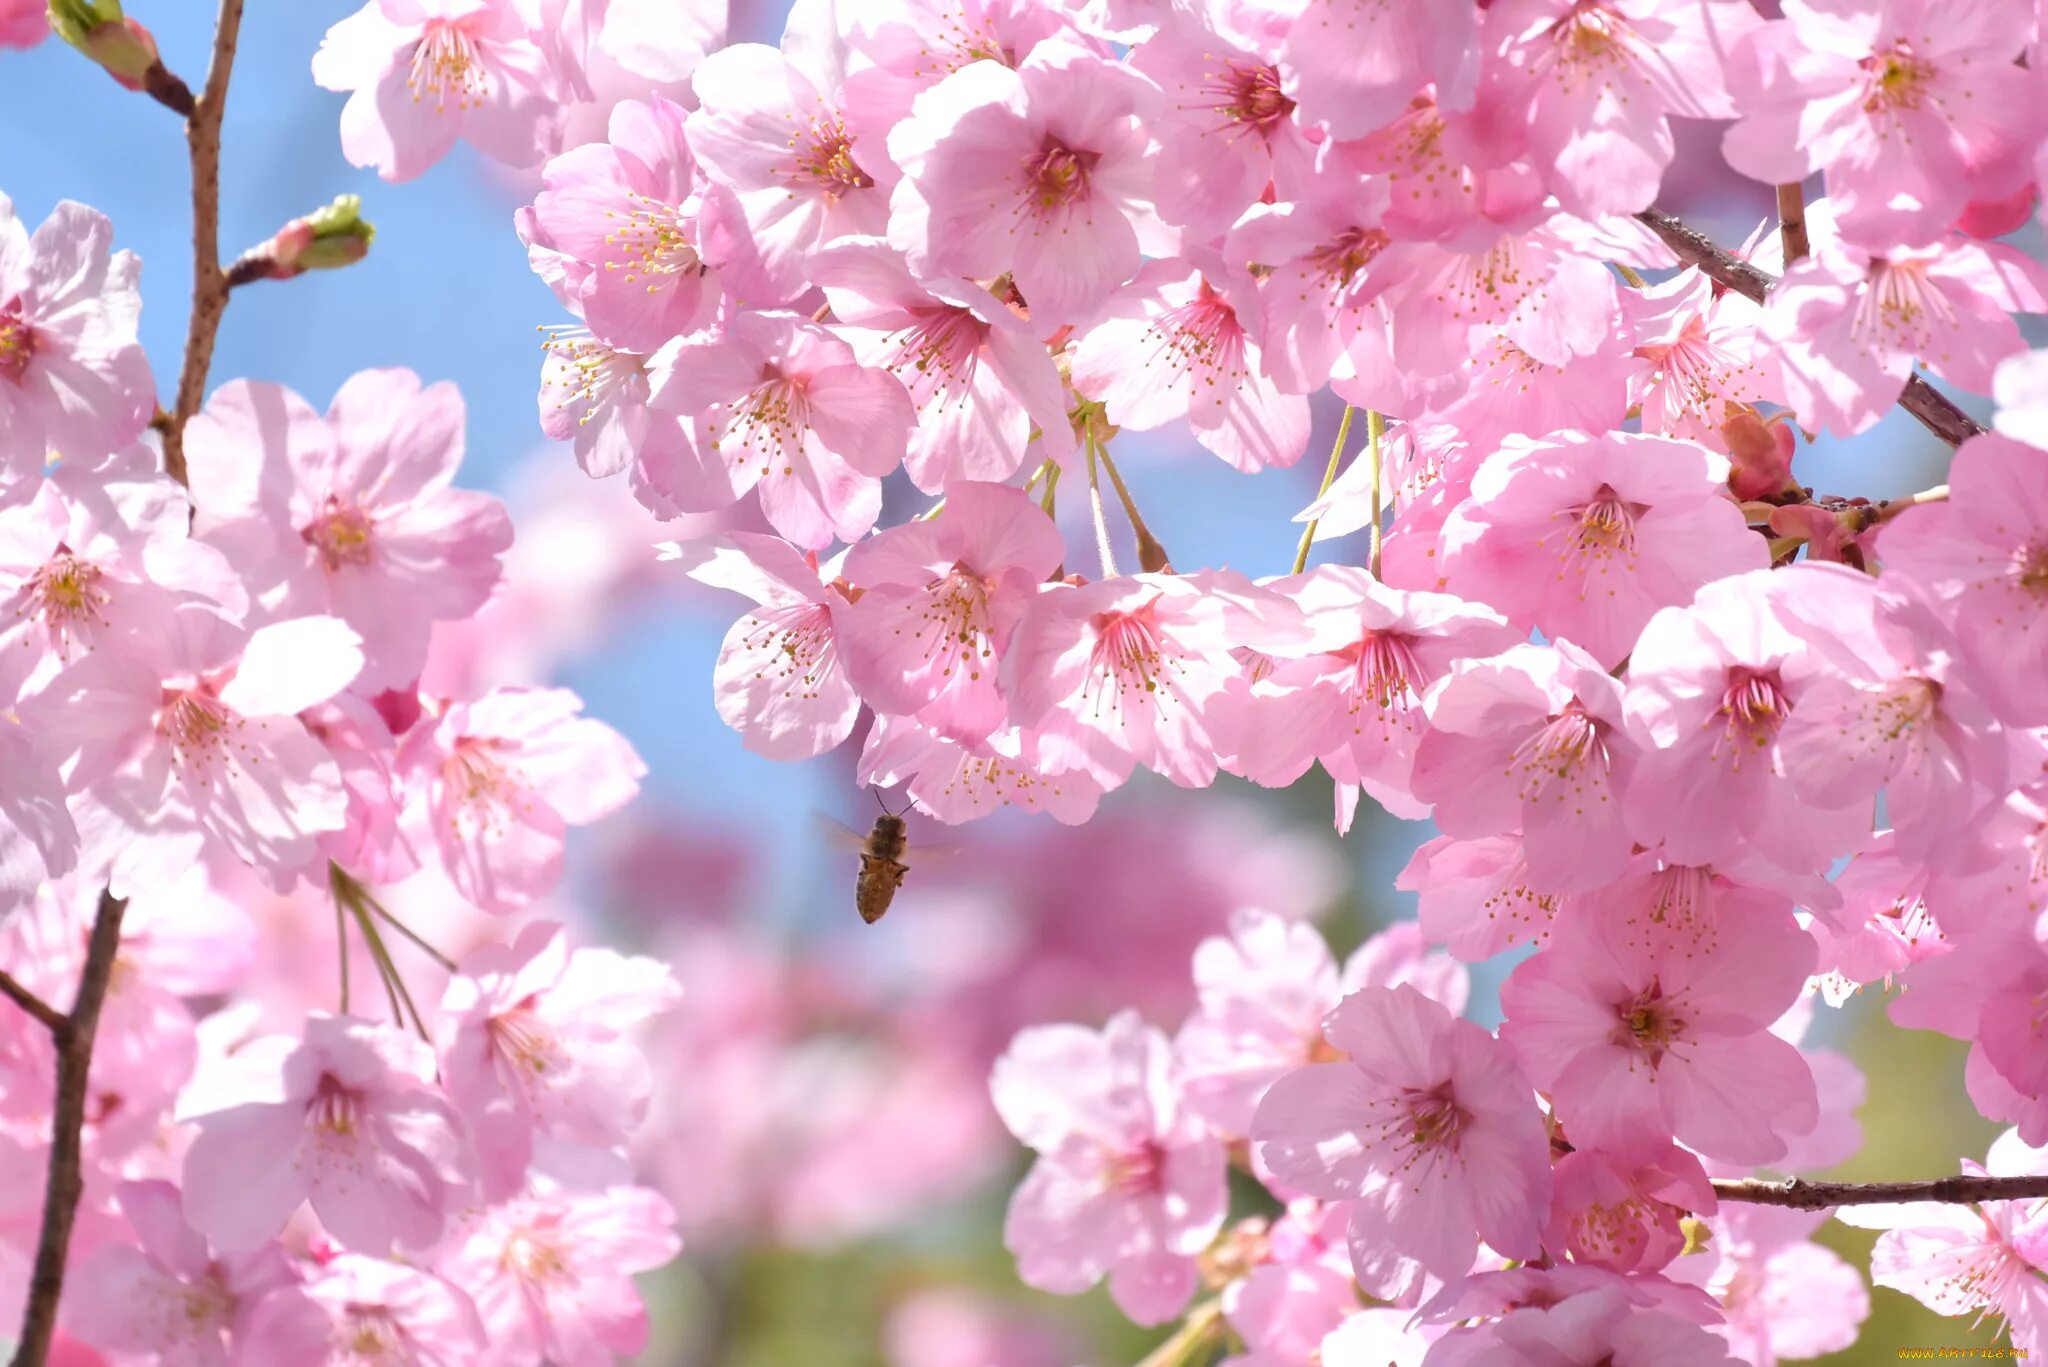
[824, 792, 916, 925]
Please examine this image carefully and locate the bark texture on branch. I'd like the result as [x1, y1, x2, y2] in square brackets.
[1633, 208, 1987, 449]
[1713, 1174, 2048, 1211]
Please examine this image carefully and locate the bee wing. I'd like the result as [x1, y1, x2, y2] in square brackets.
[810, 812, 874, 854]
[894, 835, 963, 867]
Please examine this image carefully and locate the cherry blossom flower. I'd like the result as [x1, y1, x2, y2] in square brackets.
[1667, 1204, 1869, 1366]
[1252, 984, 1550, 1297]
[0, 195, 153, 483]
[649, 310, 914, 548]
[1625, 269, 1773, 451]
[886, 39, 1163, 328]
[855, 714, 1108, 824]
[180, 1014, 470, 1254]
[1276, 0, 1478, 140]
[535, 328, 696, 505]
[397, 686, 643, 912]
[1723, 0, 2042, 244]
[185, 370, 511, 692]
[1439, 431, 1766, 669]
[991, 1011, 1227, 1325]
[1419, 1283, 1742, 1365]
[312, 0, 566, 182]
[1499, 893, 1819, 1166]
[1545, 1144, 1716, 1276]
[438, 1186, 681, 1365]
[239, 1254, 484, 1362]
[439, 920, 679, 1197]
[838, 0, 1070, 138]
[660, 533, 860, 760]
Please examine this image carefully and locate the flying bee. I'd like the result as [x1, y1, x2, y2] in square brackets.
[821, 792, 918, 925]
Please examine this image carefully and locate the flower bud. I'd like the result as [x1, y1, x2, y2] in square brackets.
[229, 196, 376, 284]
[47, 0, 157, 89]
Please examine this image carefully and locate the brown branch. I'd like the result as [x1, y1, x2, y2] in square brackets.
[159, 0, 247, 489]
[1775, 183, 1811, 265]
[9, 890, 128, 1367]
[1633, 208, 1986, 449]
[1715, 1173, 2048, 1211]
[140, 60, 195, 117]
[0, 971, 66, 1035]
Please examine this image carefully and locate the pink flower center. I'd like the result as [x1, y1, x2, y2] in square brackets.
[340, 1305, 407, 1359]
[1851, 258, 1954, 358]
[503, 1223, 573, 1285]
[303, 494, 375, 574]
[605, 192, 709, 288]
[0, 301, 34, 385]
[1860, 42, 1934, 114]
[1341, 630, 1426, 714]
[791, 118, 875, 199]
[1192, 59, 1294, 134]
[884, 306, 990, 407]
[160, 688, 242, 776]
[1107, 1139, 1166, 1196]
[1021, 137, 1098, 212]
[910, 565, 998, 682]
[1087, 598, 1183, 713]
[709, 373, 809, 478]
[1144, 284, 1250, 392]
[738, 601, 839, 705]
[541, 326, 644, 424]
[1545, 2, 1635, 80]
[1395, 1081, 1468, 1159]
[1510, 702, 1608, 800]
[487, 1001, 560, 1079]
[445, 738, 525, 816]
[22, 551, 109, 658]
[2016, 543, 2048, 597]
[1614, 980, 1686, 1063]
[1551, 484, 1644, 587]
[1713, 666, 1789, 756]
[1309, 226, 1390, 295]
[307, 1072, 364, 1136]
[408, 21, 490, 113]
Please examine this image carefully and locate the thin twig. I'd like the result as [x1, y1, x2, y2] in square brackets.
[335, 892, 351, 1014]
[160, 0, 248, 488]
[10, 890, 128, 1367]
[1715, 1174, 2048, 1211]
[1633, 208, 1984, 448]
[1292, 404, 1355, 575]
[0, 970, 66, 1036]
[141, 62, 195, 117]
[1096, 445, 1171, 573]
[1365, 409, 1385, 579]
[1776, 182, 1811, 265]
[365, 898, 458, 973]
[1085, 438, 1119, 579]
[1871, 484, 1949, 524]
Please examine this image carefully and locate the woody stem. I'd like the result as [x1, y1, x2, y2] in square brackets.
[1714, 1174, 2048, 1210]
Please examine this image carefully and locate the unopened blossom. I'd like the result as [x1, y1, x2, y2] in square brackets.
[523, 95, 720, 351]
[440, 920, 679, 1197]
[1224, 567, 1516, 820]
[1764, 231, 2048, 438]
[1499, 893, 1819, 1165]
[1005, 571, 1306, 790]
[0, 194, 153, 482]
[1880, 432, 2048, 728]
[992, 1011, 1227, 1325]
[180, 1014, 469, 1254]
[398, 686, 643, 912]
[685, 31, 886, 299]
[813, 237, 1072, 492]
[839, 481, 1064, 743]
[1723, 0, 2041, 244]
[1480, 0, 1763, 217]
[185, 370, 512, 693]
[661, 534, 860, 760]
[1253, 985, 1551, 1296]
[1410, 640, 1639, 892]
[63, 1179, 300, 1365]
[238, 1254, 484, 1362]
[649, 310, 915, 548]
[439, 1186, 681, 1365]
[887, 39, 1163, 328]
[312, 0, 566, 181]
[1439, 431, 1766, 669]
[1069, 262, 1312, 473]
[1175, 909, 1468, 1136]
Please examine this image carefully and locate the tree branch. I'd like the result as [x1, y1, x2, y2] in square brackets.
[1633, 208, 1986, 449]
[1775, 183, 1811, 265]
[1714, 1173, 2048, 1211]
[159, 0, 247, 489]
[9, 890, 129, 1367]
[0, 971, 66, 1036]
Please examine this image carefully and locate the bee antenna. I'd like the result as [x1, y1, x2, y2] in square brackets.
[872, 787, 891, 815]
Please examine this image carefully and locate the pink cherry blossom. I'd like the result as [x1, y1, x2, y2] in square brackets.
[0, 195, 153, 484]
[649, 310, 914, 548]
[886, 39, 1163, 328]
[439, 920, 679, 1197]
[1626, 269, 1772, 451]
[535, 328, 699, 515]
[438, 1186, 681, 1365]
[1276, 0, 1478, 139]
[523, 95, 720, 351]
[839, 481, 1064, 744]
[1398, 832, 1562, 959]
[0, 0, 45, 47]
[813, 237, 1072, 492]
[1546, 1144, 1716, 1276]
[1410, 640, 1638, 893]
[397, 686, 643, 912]
[1723, 0, 2042, 244]
[1668, 1205, 1869, 1366]
[1252, 984, 1550, 1296]
[1499, 892, 1819, 1166]
[1419, 1283, 1741, 1366]
[312, 0, 566, 182]
[854, 714, 1107, 825]
[838, 0, 1071, 139]
[1439, 431, 1765, 669]
[185, 370, 511, 692]
[991, 1011, 1227, 1325]
[180, 1014, 469, 1254]
[1764, 230, 2048, 438]
[62, 1179, 300, 1366]
[661, 533, 860, 760]
[239, 1254, 483, 1363]
[1069, 262, 1312, 473]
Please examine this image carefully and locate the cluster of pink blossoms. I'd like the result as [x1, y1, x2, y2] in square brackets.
[410, 0, 2048, 1356]
[0, 182, 681, 1361]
